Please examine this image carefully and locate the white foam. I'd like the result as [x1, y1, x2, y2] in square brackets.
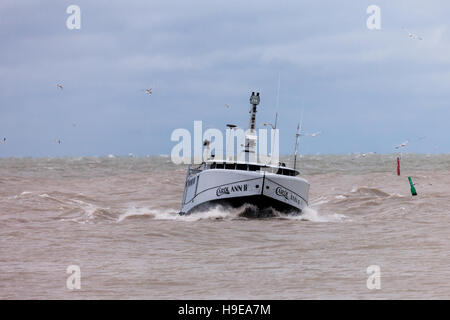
[117, 205, 244, 223]
[117, 206, 160, 222]
[310, 196, 330, 206]
[287, 206, 347, 222]
[178, 205, 241, 221]
[116, 204, 347, 223]
[60, 199, 113, 223]
[11, 191, 32, 199]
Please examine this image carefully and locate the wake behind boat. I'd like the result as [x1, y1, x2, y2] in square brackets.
[179, 92, 310, 216]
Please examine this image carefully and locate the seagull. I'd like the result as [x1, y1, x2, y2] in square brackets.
[403, 28, 423, 40]
[0, 137, 5, 144]
[144, 88, 152, 95]
[56, 84, 63, 90]
[300, 131, 321, 137]
[361, 152, 376, 157]
[54, 139, 61, 144]
[262, 122, 276, 129]
[224, 104, 230, 108]
[395, 140, 408, 149]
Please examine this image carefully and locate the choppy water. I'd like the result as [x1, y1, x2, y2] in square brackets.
[0, 154, 449, 299]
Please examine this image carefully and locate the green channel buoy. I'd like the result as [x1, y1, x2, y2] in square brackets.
[408, 177, 417, 196]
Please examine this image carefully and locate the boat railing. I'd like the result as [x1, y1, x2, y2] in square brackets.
[187, 164, 204, 177]
[205, 161, 299, 176]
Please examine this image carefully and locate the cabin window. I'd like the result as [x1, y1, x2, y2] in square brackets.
[225, 163, 235, 169]
[216, 163, 224, 169]
[236, 164, 248, 171]
[248, 165, 259, 171]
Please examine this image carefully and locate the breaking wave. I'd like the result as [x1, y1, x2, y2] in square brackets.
[32, 191, 348, 224]
[350, 187, 391, 197]
[117, 205, 245, 222]
[116, 204, 344, 223]
[288, 206, 347, 222]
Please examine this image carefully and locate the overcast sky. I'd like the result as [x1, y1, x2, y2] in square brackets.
[1, 0, 449, 157]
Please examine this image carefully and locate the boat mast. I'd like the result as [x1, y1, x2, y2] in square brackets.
[226, 124, 237, 161]
[293, 122, 301, 170]
[248, 92, 259, 131]
[245, 92, 260, 157]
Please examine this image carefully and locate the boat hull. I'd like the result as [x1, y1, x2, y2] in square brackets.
[180, 169, 309, 216]
[180, 195, 302, 217]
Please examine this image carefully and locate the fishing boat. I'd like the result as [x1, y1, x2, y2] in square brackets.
[179, 92, 309, 216]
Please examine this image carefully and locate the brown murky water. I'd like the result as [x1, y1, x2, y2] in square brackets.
[0, 154, 449, 299]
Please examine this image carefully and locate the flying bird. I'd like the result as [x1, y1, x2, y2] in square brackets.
[0, 137, 5, 144]
[224, 104, 230, 108]
[300, 131, 321, 137]
[395, 140, 408, 149]
[361, 152, 376, 157]
[262, 122, 276, 129]
[403, 28, 423, 40]
[143, 88, 152, 95]
[54, 139, 61, 144]
[56, 84, 63, 90]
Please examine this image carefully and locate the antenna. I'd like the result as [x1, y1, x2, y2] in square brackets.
[275, 73, 280, 129]
[271, 74, 280, 164]
[293, 110, 304, 170]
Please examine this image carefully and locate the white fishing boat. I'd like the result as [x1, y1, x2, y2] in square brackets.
[179, 92, 309, 216]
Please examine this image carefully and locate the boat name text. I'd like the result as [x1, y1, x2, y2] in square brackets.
[216, 184, 248, 196]
[275, 187, 301, 205]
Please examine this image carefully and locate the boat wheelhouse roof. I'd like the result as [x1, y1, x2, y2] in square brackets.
[202, 159, 300, 176]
